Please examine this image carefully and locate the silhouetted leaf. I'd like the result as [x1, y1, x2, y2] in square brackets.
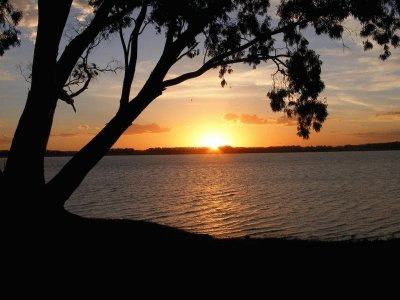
[0, 0, 22, 56]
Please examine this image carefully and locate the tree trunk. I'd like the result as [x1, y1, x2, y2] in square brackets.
[4, 1, 72, 199]
[46, 91, 158, 206]
[47, 43, 176, 206]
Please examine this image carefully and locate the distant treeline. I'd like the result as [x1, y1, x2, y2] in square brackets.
[218, 142, 400, 154]
[0, 142, 399, 157]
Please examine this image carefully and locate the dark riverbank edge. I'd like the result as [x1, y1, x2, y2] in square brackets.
[5, 211, 398, 289]
[1, 141, 400, 157]
[15, 211, 399, 254]
[4, 210, 399, 277]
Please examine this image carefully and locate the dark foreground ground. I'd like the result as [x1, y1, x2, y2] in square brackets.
[19, 210, 399, 256]
[5, 210, 400, 286]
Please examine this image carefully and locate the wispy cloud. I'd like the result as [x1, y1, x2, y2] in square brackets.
[224, 113, 297, 126]
[51, 133, 80, 138]
[0, 70, 17, 81]
[124, 123, 170, 135]
[375, 111, 400, 117]
[241, 114, 268, 124]
[335, 95, 372, 108]
[13, 0, 37, 27]
[349, 130, 400, 140]
[0, 135, 11, 144]
[275, 115, 297, 126]
[12, 0, 94, 41]
[78, 124, 90, 130]
[12, 0, 38, 41]
[72, 0, 94, 22]
[51, 123, 169, 138]
[162, 65, 274, 101]
[224, 113, 240, 122]
[224, 113, 268, 124]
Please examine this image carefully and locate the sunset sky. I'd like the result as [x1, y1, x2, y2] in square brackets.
[1, 1, 399, 150]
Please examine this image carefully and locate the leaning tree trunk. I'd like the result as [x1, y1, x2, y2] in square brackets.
[46, 88, 161, 207]
[46, 36, 179, 207]
[4, 1, 72, 208]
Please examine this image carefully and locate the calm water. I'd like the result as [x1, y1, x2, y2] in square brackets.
[27, 151, 400, 240]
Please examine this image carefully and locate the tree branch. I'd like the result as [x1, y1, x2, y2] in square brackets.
[0, 167, 3, 188]
[163, 61, 216, 88]
[119, 1, 148, 107]
[61, 33, 121, 112]
[17, 64, 32, 84]
[103, 6, 134, 27]
[136, 4, 304, 110]
[176, 42, 199, 62]
[59, 89, 77, 113]
[68, 62, 92, 99]
[119, 26, 129, 68]
[162, 54, 289, 88]
[56, 1, 114, 87]
[56, 0, 136, 91]
[164, 47, 290, 89]
[165, 23, 176, 46]
[162, 20, 306, 89]
[139, 19, 150, 35]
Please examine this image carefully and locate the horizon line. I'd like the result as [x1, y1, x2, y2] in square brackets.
[1, 141, 399, 154]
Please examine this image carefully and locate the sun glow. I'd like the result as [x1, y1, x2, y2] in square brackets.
[199, 133, 227, 150]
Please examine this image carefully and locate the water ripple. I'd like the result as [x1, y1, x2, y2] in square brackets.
[39, 151, 400, 241]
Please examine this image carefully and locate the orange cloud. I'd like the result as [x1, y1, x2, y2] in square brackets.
[240, 114, 268, 124]
[224, 113, 240, 122]
[51, 133, 80, 138]
[12, 0, 38, 41]
[0, 70, 17, 81]
[12, 0, 94, 41]
[0, 135, 11, 144]
[275, 115, 297, 126]
[72, 0, 94, 22]
[350, 130, 400, 140]
[224, 113, 267, 124]
[124, 123, 170, 135]
[224, 113, 298, 126]
[50, 123, 169, 139]
[78, 124, 90, 130]
[375, 111, 400, 117]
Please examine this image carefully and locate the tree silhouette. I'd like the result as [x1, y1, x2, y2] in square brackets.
[1, 0, 399, 219]
[0, 0, 22, 56]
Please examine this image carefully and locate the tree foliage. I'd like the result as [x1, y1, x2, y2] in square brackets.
[56, 0, 399, 138]
[279, 0, 400, 60]
[2, 0, 400, 206]
[0, 0, 22, 56]
[273, 0, 400, 137]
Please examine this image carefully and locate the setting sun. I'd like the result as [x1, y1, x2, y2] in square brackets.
[199, 133, 227, 150]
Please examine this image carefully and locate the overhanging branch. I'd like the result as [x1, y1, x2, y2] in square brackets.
[162, 19, 308, 89]
[176, 42, 199, 62]
[56, 1, 136, 89]
[163, 62, 216, 88]
[162, 54, 290, 88]
[119, 1, 148, 107]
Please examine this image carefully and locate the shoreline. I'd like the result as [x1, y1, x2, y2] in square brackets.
[1, 141, 399, 157]
[22, 212, 400, 256]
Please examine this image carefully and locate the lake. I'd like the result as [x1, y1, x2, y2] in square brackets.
[41, 151, 400, 240]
